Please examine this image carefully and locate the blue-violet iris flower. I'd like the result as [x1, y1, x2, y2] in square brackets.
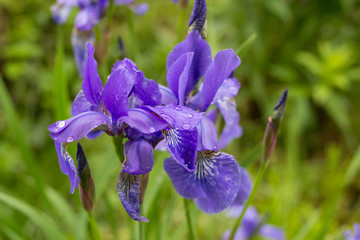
[344, 223, 360, 240]
[224, 206, 285, 240]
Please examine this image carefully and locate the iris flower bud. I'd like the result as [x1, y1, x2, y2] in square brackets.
[77, 143, 95, 212]
[188, 0, 207, 39]
[263, 89, 288, 162]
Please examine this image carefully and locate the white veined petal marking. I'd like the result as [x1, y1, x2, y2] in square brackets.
[195, 151, 219, 180]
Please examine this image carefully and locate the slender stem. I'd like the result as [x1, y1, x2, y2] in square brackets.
[127, 9, 139, 62]
[88, 212, 102, 240]
[228, 162, 268, 240]
[183, 198, 197, 240]
[113, 134, 125, 163]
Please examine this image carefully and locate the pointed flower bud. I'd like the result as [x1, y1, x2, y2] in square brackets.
[188, 0, 207, 39]
[77, 143, 95, 212]
[263, 89, 288, 162]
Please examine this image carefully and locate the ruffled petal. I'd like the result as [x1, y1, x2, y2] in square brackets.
[163, 128, 198, 171]
[103, 68, 131, 122]
[259, 224, 285, 240]
[71, 30, 95, 76]
[133, 71, 162, 106]
[82, 43, 103, 107]
[159, 84, 178, 105]
[54, 141, 80, 193]
[165, 151, 241, 213]
[202, 49, 241, 111]
[194, 151, 242, 213]
[166, 31, 212, 97]
[122, 139, 155, 175]
[166, 52, 194, 105]
[111, 58, 138, 95]
[71, 90, 97, 116]
[232, 167, 252, 206]
[164, 157, 206, 199]
[119, 108, 168, 134]
[49, 112, 111, 142]
[144, 104, 204, 130]
[197, 116, 218, 151]
[116, 172, 149, 222]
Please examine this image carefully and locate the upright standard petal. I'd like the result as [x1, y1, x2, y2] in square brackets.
[51, 3, 72, 24]
[75, 4, 103, 31]
[202, 49, 241, 111]
[71, 90, 97, 116]
[159, 85, 178, 105]
[144, 104, 204, 130]
[111, 58, 138, 95]
[166, 52, 194, 105]
[82, 43, 103, 107]
[165, 151, 241, 213]
[119, 108, 168, 135]
[49, 112, 111, 142]
[103, 68, 131, 122]
[166, 31, 212, 97]
[122, 139, 155, 175]
[55, 141, 80, 193]
[197, 116, 218, 151]
[133, 71, 162, 106]
[117, 172, 149, 222]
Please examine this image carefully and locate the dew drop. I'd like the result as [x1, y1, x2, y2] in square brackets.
[187, 113, 193, 119]
[55, 120, 65, 128]
[182, 123, 191, 130]
[66, 136, 74, 142]
[149, 127, 155, 133]
[175, 106, 181, 111]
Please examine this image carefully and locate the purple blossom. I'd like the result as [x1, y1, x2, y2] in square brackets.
[161, 7, 250, 212]
[224, 206, 285, 240]
[344, 223, 360, 240]
[49, 43, 167, 221]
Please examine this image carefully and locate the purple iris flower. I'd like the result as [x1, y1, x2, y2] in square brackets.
[224, 206, 285, 240]
[48, 43, 169, 222]
[51, 0, 148, 75]
[158, 1, 250, 212]
[344, 223, 360, 240]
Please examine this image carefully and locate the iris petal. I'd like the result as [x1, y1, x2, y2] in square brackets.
[116, 172, 149, 222]
[103, 68, 131, 122]
[166, 31, 212, 97]
[144, 104, 204, 130]
[119, 108, 168, 134]
[232, 167, 252, 206]
[165, 151, 241, 214]
[122, 139, 155, 175]
[82, 43, 103, 107]
[133, 71, 162, 106]
[163, 128, 198, 171]
[197, 116, 218, 151]
[71, 90, 97, 116]
[71, 30, 95, 77]
[166, 52, 194, 105]
[259, 224, 285, 240]
[202, 49, 241, 111]
[159, 85, 178, 105]
[48, 112, 111, 142]
[55, 141, 80, 193]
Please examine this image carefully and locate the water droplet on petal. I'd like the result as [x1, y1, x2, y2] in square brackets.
[175, 106, 181, 111]
[149, 127, 155, 133]
[55, 120, 65, 128]
[66, 136, 74, 142]
[187, 113, 193, 119]
[182, 123, 191, 130]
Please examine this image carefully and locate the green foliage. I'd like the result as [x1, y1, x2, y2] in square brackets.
[0, 0, 359, 239]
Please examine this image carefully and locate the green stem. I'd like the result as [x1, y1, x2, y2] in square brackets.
[113, 134, 125, 163]
[183, 198, 197, 240]
[88, 212, 102, 240]
[228, 162, 268, 240]
[127, 9, 139, 62]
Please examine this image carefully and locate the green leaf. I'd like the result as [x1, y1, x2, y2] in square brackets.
[0, 191, 65, 240]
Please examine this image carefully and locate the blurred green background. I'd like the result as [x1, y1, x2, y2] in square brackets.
[1, 0, 360, 239]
